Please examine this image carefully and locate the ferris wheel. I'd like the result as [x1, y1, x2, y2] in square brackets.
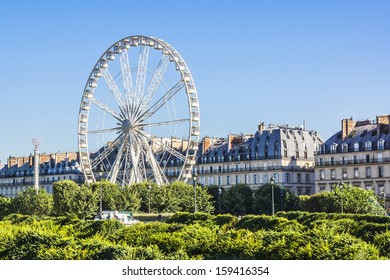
[77, 35, 200, 186]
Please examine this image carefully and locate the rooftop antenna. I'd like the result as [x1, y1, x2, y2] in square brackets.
[32, 138, 40, 193]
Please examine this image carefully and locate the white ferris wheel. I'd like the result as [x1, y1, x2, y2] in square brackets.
[77, 35, 200, 186]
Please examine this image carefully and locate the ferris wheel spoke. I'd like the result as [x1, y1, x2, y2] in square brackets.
[108, 135, 128, 184]
[91, 97, 123, 121]
[141, 54, 170, 109]
[120, 49, 135, 106]
[138, 130, 186, 163]
[141, 118, 190, 128]
[102, 68, 127, 114]
[90, 134, 123, 170]
[136, 132, 168, 185]
[135, 45, 149, 107]
[126, 135, 144, 184]
[87, 127, 121, 135]
[136, 80, 185, 122]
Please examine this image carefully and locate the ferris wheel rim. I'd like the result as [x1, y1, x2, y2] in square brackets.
[77, 35, 200, 186]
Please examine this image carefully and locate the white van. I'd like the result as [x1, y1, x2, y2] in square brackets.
[95, 210, 139, 225]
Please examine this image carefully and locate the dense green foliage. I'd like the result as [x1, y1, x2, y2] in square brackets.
[0, 211, 389, 260]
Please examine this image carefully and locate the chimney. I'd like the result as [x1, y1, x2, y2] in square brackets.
[376, 115, 390, 136]
[202, 136, 211, 154]
[258, 122, 265, 131]
[8, 156, 17, 168]
[341, 117, 357, 139]
[17, 157, 28, 168]
[29, 154, 33, 167]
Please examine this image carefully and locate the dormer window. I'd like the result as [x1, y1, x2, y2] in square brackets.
[354, 143, 359, 152]
[365, 141, 372, 151]
[330, 143, 338, 154]
[378, 139, 385, 150]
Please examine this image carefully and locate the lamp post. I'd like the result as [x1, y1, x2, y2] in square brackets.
[193, 172, 198, 213]
[148, 185, 152, 213]
[218, 185, 222, 214]
[98, 165, 103, 219]
[338, 180, 344, 214]
[270, 175, 275, 216]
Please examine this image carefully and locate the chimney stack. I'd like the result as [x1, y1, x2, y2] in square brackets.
[341, 117, 357, 139]
[376, 114, 390, 136]
[202, 136, 212, 154]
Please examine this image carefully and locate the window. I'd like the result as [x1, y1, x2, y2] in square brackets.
[305, 173, 310, 184]
[210, 166, 213, 173]
[244, 175, 248, 184]
[297, 173, 302, 183]
[354, 143, 359, 152]
[226, 165, 230, 172]
[365, 141, 372, 151]
[378, 139, 385, 150]
[366, 167, 371, 178]
[378, 166, 384, 178]
[320, 170, 325, 180]
[331, 157, 334, 165]
[253, 174, 257, 184]
[235, 175, 239, 184]
[366, 155, 370, 163]
[218, 166, 222, 173]
[218, 176, 222, 186]
[226, 176, 230, 185]
[235, 164, 239, 172]
[286, 173, 291, 183]
[331, 143, 337, 153]
[319, 158, 323, 166]
[378, 153, 383, 163]
[342, 157, 346, 165]
[354, 168, 359, 178]
[331, 169, 336, 180]
[353, 156, 358, 164]
[342, 143, 348, 153]
[342, 168, 347, 179]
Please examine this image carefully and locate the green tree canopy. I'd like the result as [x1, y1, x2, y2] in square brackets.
[10, 187, 53, 216]
[221, 184, 253, 215]
[53, 180, 98, 219]
[300, 183, 386, 215]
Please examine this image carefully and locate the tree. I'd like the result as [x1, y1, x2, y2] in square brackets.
[53, 180, 98, 219]
[299, 183, 386, 215]
[53, 180, 79, 215]
[0, 195, 11, 219]
[117, 185, 141, 212]
[221, 184, 253, 215]
[332, 183, 385, 215]
[10, 187, 53, 216]
[73, 185, 99, 220]
[253, 183, 282, 215]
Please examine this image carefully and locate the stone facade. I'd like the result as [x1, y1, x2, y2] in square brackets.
[195, 123, 323, 195]
[315, 115, 390, 204]
[0, 152, 84, 197]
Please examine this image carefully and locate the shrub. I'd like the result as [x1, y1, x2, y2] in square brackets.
[235, 215, 304, 232]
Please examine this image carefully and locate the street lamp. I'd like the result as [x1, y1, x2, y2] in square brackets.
[337, 180, 344, 214]
[193, 172, 198, 213]
[270, 175, 275, 216]
[98, 165, 104, 219]
[148, 185, 152, 213]
[218, 185, 222, 214]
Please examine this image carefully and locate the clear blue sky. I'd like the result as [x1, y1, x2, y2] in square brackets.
[0, 0, 389, 163]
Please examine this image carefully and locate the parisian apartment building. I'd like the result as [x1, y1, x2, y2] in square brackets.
[0, 152, 84, 197]
[194, 123, 323, 195]
[315, 115, 390, 201]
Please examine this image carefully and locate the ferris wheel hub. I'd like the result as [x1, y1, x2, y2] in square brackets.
[121, 119, 132, 134]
